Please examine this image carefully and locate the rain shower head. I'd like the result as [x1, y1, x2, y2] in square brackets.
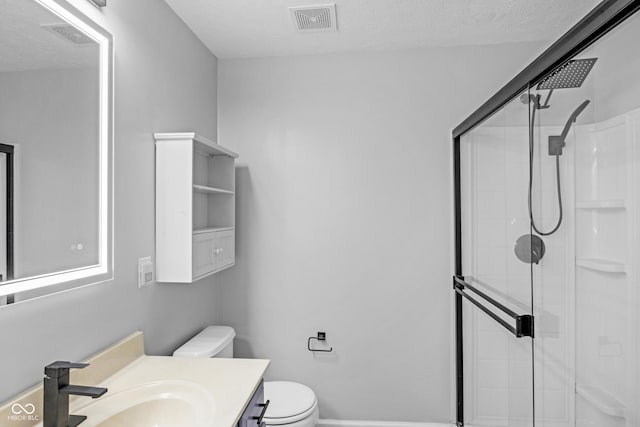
[537, 58, 598, 90]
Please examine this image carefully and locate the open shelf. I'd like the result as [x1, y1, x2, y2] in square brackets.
[576, 200, 626, 209]
[576, 258, 626, 273]
[193, 184, 234, 195]
[576, 384, 626, 419]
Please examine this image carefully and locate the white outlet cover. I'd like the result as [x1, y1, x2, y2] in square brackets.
[138, 256, 154, 288]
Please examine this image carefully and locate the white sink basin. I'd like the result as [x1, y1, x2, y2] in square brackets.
[47, 381, 215, 427]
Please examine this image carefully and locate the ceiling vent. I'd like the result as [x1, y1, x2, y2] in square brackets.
[289, 4, 337, 32]
[42, 24, 96, 45]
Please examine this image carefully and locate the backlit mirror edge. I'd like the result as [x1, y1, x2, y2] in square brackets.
[0, 0, 114, 305]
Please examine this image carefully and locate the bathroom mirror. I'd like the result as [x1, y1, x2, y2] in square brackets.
[0, 0, 113, 304]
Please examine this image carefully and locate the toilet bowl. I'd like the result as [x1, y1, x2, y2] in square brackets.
[173, 326, 319, 427]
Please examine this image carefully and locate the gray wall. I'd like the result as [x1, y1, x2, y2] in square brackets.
[0, 0, 220, 403]
[217, 43, 543, 423]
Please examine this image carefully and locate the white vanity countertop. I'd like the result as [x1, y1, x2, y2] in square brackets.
[1, 333, 268, 427]
[73, 356, 270, 427]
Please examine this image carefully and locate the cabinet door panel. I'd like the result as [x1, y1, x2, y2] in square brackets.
[192, 232, 216, 278]
[215, 229, 235, 271]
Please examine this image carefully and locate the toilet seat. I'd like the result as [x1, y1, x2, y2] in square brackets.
[264, 381, 318, 425]
[265, 400, 318, 425]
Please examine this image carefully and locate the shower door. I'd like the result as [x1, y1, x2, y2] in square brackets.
[453, 3, 640, 427]
[456, 92, 536, 427]
[454, 5, 640, 426]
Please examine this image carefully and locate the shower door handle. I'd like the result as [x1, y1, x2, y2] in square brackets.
[453, 276, 534, 338]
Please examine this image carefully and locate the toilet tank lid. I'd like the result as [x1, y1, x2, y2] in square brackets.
[172, 326, 236, 358]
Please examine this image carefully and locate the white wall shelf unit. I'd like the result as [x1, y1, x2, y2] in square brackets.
[155, 132, 238, 283]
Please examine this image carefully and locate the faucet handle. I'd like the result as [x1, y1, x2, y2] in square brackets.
[45, 361, 90, 379]
[46, 361, 89, 370]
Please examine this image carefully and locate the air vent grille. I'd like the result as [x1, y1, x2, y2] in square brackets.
[42, 24, 96, 45]
[289, 4, 337, 32]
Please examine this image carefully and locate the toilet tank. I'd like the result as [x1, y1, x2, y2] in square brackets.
[172, 326, 235, 358]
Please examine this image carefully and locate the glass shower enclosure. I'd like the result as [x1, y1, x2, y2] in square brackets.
[452, 1, 640, 426]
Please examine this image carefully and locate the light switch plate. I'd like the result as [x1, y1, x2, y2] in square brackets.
[138, 256, 154, 288]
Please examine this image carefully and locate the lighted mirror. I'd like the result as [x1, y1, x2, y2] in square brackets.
[0, 0, 112, 304]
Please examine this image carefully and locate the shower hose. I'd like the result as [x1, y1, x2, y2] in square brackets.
[528, 105, 563, 236]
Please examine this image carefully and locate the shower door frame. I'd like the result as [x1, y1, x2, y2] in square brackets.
[452, 1, 640, 425]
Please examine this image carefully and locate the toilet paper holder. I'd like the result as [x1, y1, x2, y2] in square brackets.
[307, 332, 333, 352]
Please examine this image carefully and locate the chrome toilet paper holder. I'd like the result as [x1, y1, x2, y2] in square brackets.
[307, 332, 333, 352]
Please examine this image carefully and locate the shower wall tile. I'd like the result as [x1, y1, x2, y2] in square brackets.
[477, 191, 507, 219]
[477, 220, 508, 247]
[543, 390, 569, 419]
[509, 388, 534, 418]
[478, 330, 509, 359]
[477, 248, 507, 276]
[509, 361, 533, 388]
[478, 360, 509, 388]
[477, 388, 509, 418]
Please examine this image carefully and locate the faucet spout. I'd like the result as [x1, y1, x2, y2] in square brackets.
[60, 385, 108, 398]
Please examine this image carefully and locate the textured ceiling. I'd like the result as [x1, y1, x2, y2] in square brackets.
[163, 0, 602, 58]
[0, 0, 98, 72]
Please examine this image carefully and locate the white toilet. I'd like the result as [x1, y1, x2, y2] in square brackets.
[173, 326, 319, 427]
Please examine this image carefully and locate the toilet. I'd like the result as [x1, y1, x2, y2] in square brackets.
[173, 326, 319, 427]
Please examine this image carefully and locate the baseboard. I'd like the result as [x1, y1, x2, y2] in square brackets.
[318, 419, 453, 427]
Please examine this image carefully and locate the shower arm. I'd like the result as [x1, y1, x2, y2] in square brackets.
[539, 89, 554, 109]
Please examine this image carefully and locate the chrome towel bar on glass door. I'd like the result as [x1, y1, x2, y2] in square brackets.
[453, 276, 534, 338]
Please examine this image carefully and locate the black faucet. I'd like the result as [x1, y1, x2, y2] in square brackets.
[43, 361, 108, 427]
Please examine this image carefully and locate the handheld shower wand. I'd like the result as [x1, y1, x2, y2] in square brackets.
[548, 100, 591, 156]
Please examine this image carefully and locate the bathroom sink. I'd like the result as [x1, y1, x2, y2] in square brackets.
[56, 381, 214, 427]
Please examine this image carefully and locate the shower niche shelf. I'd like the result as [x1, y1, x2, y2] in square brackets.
[574, 206, 626, 271]
[192, 184, 234, 195]
[155, 132, 238, 283]
[576, 384, 626, 419]
[575, 258, 626, 274]
[575, 200, 626, 209]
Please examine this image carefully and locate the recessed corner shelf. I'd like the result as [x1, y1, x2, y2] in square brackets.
[193, 227, 234, 235]
[576, 200, 626, 209]
[576, 258, 626, 273]
[576, 384, 626, 419]
[193, 184, 234, 195]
